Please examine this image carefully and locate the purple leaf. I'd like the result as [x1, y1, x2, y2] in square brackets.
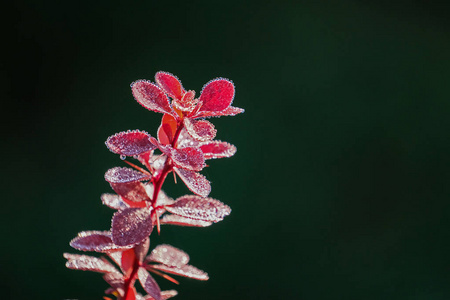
[110, 181, 150, 203]
[70, 231, 132, 253]
[160, 214, 213, 227]
[173, 168, 211, 197]
[170, 147, 205, 171]
[138, 268, 162, 300]
[150, 264, 209, 281]
[105, 167, 151, 184]
[101, 193, 129, 210]
[112, 207, 153, 246]
[106, 130, 156, 156]
[146, 244, 189, 268]
[166, 195, 231, 223]
[63, 253, 120, 274]
[184, 118, 217, 142]
[199, 140, 237, 160]
[132, 80, 174, 115]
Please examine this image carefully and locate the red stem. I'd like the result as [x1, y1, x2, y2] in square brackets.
[121, 121, 185, 300]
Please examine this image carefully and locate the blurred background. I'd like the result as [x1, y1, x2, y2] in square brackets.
[3, 0, 450, 299]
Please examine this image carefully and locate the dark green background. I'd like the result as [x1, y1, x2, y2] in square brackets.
[3, 1, 450, 299]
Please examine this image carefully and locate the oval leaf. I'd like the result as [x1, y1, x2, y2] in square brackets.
[106, 130, 156, 156]
[170, 147, 205, 171]
[166, 195, 231, 223]
[198, 78, 234, 112]
[200, 141, 237, 160]
[150, 264, 209, 281]
[70, 231, 132, 253]
[155, 71, 184, 100]
[110, 181, 150, 203]
[105, 167, 151, 184]
[147, 244, 189, 268]
[184, 119, 217, 142]
[64, 253, 120, 274]
[173, 168, 211, 197]
[160, 214, 213, 227]
[112, 207, 153, 246]
[132, 80, 173, 115]
[195, 106, 244, 118]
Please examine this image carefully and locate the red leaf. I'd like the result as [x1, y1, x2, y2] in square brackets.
[200, 141, 237, 159]
[160, 214, 212, 227]
[150, 264, 209, 281]
[138, 268, 162, 300]
[157, 114, 178, 145]
[101, 193, 129, 210]
[166, 195, 231, 223]
[155, 71, 184, 100]
[106, 130, 156, 157]
[173, 168, 211, 197]
[121, 248, 137, 277]
[184, 119, 217, 142]
[146, 244, 189, 268]
[112, 207, 153, 246]
[195, 106, 244, 118]
[105, 167, 151, 184]
[170, 147, 205, 171]
[110, 181, 150, 203]
[64, 253, 120, 274]
[70, 231, 132, 253]
[173, 90, 198, 112]
[132, 80, 174, 115]
[198, 78, 234, 112]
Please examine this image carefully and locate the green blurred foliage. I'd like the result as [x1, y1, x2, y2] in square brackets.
[3, 0, 450, 299]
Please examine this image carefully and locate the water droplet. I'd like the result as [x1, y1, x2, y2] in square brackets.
[120, 155, 126, 160]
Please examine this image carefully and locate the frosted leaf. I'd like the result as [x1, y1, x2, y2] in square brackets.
[70, 231, 132, 253]
[105, 167, 151, 184]
[132, 80, 174, 115]
[144, 184, 174, 207]
[184, 118, 217, 142]
[176, 128, 200, 149]
[101, 193, 129, 210]
[63, 253, 120, 274]
[155, 71, 184, 100]
[150, 264, 209, 281]
[166, 195, 231, 223]
[160, 214, 213, 227]
[200, 141, 237, 159]
[103, 272, 125, 289]
[150, 155, 167, 173]
[147, 244, 189, 268]
[106, 130, 156, 156]
[195, 106, 244, 118]
[110, 181, 150, 203]
[112, 207, 153, 246]
[138, 268, 162, 300]
[174, 168, 211, 197]
[135, 238, 150, 263]
[144, 290, 178, 300]
[198, 78, 234, 112]
[170, 147, 205, 172]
